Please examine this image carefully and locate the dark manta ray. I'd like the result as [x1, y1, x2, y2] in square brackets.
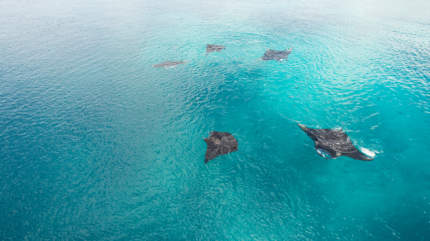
[298, 124, 373, 161]
[153, 61, 185, 68]
[206, 44, 225, 53]
[204, 131, 238, 163]
[262, 48, 292, 61]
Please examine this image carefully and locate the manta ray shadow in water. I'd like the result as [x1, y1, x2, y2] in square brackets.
[153, 61, 186, 68]
[298, 124, 374, 161]
[262, 48, 292, 61]
[204, 131, 238, 163]
[206, 44, 226, 53]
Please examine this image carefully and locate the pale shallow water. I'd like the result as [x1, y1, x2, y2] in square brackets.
[0, 0, 429, 240]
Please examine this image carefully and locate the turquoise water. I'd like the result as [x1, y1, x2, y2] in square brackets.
[1, 0, 430, 240]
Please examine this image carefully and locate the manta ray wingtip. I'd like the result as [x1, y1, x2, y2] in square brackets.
[359, 153, 374, 161]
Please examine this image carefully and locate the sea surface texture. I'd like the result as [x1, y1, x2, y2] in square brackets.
[1, 0, 429, 240]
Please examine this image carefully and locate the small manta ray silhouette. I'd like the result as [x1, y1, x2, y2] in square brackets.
[206, 44, 226, 53]
[262, 48, 292, 61]
[153, 61, 185, 68]
[204, 131, 238, 163]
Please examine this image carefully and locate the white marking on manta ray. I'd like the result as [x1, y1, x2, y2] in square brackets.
[360, 147, 376, 158]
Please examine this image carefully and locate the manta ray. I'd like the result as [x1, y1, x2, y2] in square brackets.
[153, 61, 185, 68]
[262, 48, 292, 61]
[204, 131, 238, 163]
[298, 124, 373, 161]
[206, 44, 225, 53]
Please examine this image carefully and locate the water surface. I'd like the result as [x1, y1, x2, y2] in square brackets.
[1, 0, 429, 240]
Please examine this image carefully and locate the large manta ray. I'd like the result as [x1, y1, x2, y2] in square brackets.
[204, 131, 238, 163]
[206, 44, 225, 53]
[298, 124, 373, 161]
[262, 48, 292, 61]
[153, 61, 185, 68]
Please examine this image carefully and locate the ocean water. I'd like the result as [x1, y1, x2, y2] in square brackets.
[1, 0, 429, 240]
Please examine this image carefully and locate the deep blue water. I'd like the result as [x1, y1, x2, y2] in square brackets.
[1, 0, 430, 240]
